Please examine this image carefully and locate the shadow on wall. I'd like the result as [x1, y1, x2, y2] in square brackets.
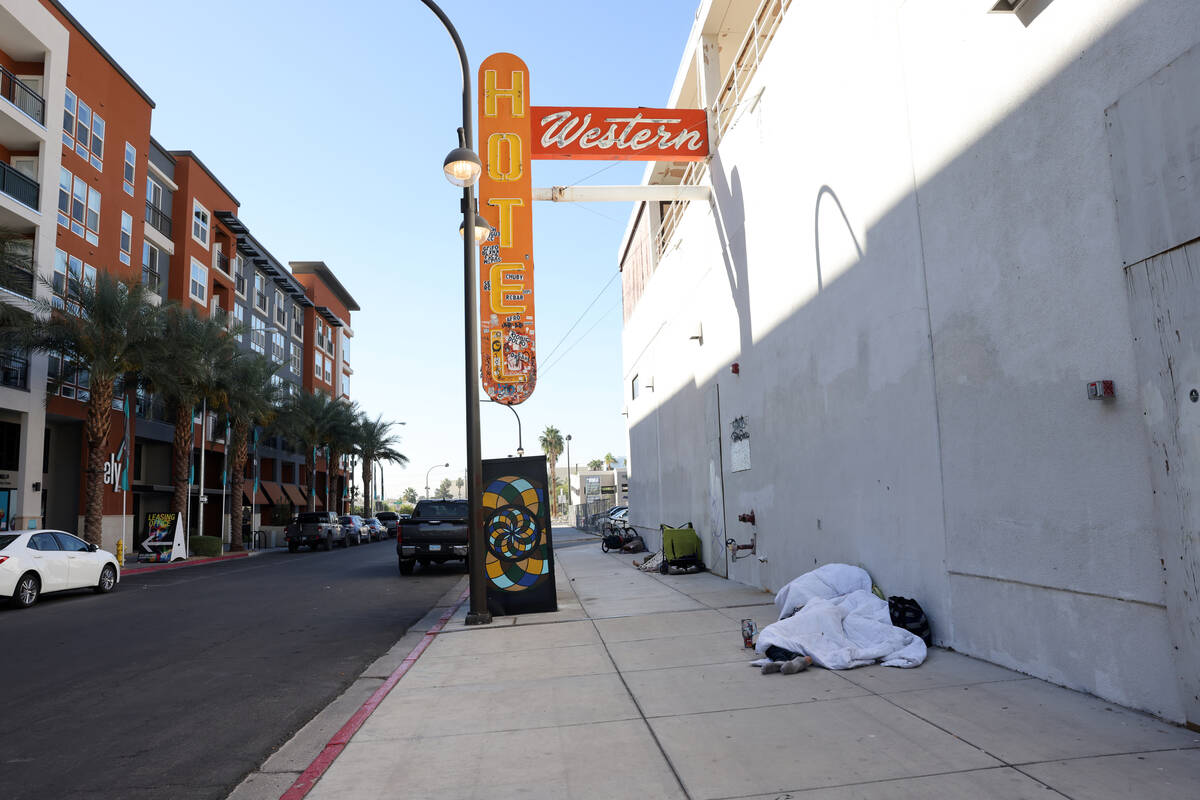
[815, 185, 864, 293]
[709, 157, 751, 359]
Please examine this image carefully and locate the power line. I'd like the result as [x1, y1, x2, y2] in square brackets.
[540, 300, 621, 377]
[539, 271, 619, 365]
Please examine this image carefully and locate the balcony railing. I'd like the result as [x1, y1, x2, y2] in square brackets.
[0, 350, 29, 391]
[145, 200, 171, 238]
[0, 161, 38, 210]
[0, 66, 45, 126]
[0, 258, 34, 298]
[215, 250, 230, 274]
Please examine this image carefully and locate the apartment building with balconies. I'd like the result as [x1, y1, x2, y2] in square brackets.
[0, 0, 67, 531]
[290, 261, 357, 402]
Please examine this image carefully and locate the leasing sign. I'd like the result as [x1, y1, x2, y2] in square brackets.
[477, 53, 709, 405]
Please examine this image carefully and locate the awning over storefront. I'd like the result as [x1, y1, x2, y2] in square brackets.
[260, 481, 285, 505]
[282, 483, 306, 506]
[242, 484, 270, 506]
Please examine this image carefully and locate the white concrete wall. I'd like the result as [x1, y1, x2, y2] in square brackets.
[623, 0, 1199, 722]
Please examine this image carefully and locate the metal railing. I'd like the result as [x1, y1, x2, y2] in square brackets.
[0, 350, 29, 390]
[655, 0, 791, 260]
[145, 200, 171, 237]
[0, 66, 45, 125]
[0, 161, 38, 209]
[0, 258, 34, 299]
[215, 250, 230, 274]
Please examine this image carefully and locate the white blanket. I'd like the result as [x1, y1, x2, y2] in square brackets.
[773, 563, 873, 620]
[758, 565, 927, 669]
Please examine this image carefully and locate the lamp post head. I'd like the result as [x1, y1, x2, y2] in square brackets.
[517, 447, 524, 457]
[459, 213, 492, 245]
[443, 147, 482, 187]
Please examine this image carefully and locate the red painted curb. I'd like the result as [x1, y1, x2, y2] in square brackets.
[122, 551, 252, 575]
[279, 587, 471, 800]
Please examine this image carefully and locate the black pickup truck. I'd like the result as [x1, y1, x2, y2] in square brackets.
[396, 499, 469, 575]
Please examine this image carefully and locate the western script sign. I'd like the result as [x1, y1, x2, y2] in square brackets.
[477, 53, 709, 406]
[531, 106, 708, 161]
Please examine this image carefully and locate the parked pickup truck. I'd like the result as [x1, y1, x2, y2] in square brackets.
[396, 499, 469, 575]
[286, 511, 344, 552]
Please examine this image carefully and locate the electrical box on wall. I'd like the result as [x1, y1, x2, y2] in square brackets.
[1087, 380, 1116, 400]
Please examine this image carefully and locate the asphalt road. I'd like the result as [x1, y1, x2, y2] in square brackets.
[0, 538, 459, 800]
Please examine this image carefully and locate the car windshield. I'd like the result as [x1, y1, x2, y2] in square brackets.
[0, 534, 18, 550]
[376, 512, 397, 520]
[297, 513, 329, 524]
[339, 516, 353, 524]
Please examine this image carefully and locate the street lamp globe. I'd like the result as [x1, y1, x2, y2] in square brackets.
[459, 213, 492, 245]
[443, 147, 482, 187]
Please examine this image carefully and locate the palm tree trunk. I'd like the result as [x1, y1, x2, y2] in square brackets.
[171, 404, 192, 515]
[361, 459, 372, 516]
[83, 377, 115, 546]
[306, 452, 316, 512]
[229, 421, 248, 551]
[547, 456, 558, 517]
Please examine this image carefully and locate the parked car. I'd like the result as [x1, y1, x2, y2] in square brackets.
[364, 517, 385, 542]
[286, 511, 344, 551]
[397, 499, 469, 575]
[376, 511, 401, 538]
[0, 530, 120, 608]
[339, 515, 368, 545]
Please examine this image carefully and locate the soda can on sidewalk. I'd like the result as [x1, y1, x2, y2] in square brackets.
[741, 618, 757, 648]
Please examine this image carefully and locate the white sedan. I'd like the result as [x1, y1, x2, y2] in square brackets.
[0, 530, 121, 608]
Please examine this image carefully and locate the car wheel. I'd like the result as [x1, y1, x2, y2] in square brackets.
[398, 557, 414, 575]
[95, 564, 117, 594]
[288, 541, 299, 553]
[12, 572, 39, 608]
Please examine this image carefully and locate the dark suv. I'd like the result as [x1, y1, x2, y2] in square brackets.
[376, 511, 400, 538]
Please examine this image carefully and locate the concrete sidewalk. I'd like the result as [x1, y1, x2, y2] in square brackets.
[241, 530, 1200, 799]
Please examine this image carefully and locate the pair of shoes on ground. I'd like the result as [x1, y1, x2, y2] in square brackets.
[761, 655, 812, 675]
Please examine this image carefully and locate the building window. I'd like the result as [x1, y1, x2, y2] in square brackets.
[48, 353, 90, 402]
[119, 212, 132, 265]
[341, 330, 351, 364]
[292, 308, 303, 340]
[271, 331, 285, 364]
[251, 316, 266, 354]
[88, 113, 104, 170]
[146, 176, 163, 210]
[122, 143, 135, 195]
[254, 273, 268, 312]
[62, 88, 76, 149]
[192, 200, 210, 247]
[59, 170, 87, 237]
[324, 355, 332, 383]
[52, 249, 95, 313]
[235, 255, 246, 297]
[74, 99, 90, 158]
[290, 349, 301, 374]
[189, 258, 208, 304]
[341, 373, 349, 397]
[274, 289, 286, 327]
[142, 242, 161, 293]
[85, 186, 100, 245]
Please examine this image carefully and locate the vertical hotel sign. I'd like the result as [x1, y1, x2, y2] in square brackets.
[478, 53, 536, 405]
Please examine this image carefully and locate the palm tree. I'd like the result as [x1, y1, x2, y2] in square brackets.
[588, 459, 603, 471]
[223, 352, 281, 550]
[7, 273, 160, 544]
[273, 391, 347, 512]
[356, 413, 408, 514]
[604, 452, 615, 470]
[455, 477, 464, 499]
[323, 400, 360, 514]
[539, 425, 564, 516]
[142, 306, 238, 517]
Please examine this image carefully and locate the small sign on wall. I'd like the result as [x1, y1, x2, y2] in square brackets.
[730, 416, 751, 472]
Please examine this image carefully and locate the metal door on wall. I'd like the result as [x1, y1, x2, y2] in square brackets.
[705, 384, 729, 577]
[1126, 242, 1200, 728]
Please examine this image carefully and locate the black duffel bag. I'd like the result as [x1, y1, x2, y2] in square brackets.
[888, 596, 932, 646]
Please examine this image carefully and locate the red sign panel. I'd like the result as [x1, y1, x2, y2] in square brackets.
[477, 53, 537, 405]
[530, 106, 709, 161]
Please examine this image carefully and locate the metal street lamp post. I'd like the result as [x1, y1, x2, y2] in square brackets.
[482, 399, 524, 457]
[425, 462, 449, 501]
[419, 0, 490, 626]
[565, 434, 572, 523]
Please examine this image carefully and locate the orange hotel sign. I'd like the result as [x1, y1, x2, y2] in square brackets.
[477, 52, 709, 405]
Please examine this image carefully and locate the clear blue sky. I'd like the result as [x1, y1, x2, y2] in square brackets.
[65, 0, 698, 498]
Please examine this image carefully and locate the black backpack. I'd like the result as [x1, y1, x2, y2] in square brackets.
[888, 596, 932, 646]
